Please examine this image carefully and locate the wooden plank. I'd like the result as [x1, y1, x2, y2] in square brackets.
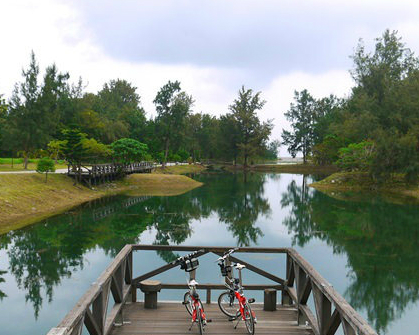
[104, 285, 132, 335]
[341, 316, 356, 335]
[326, 309, 341, 335]
[299, 304, 320, 335]
[85, 308, 102, 335]
[160, 283, 282, 290]
[300, 278, 312, 305]
[131, 244, 289, 253]
[109, 302, 313, 335]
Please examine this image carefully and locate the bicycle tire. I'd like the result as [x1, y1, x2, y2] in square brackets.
[218, 291, 239, 318]
[183, 291, 193, 316]
[197, 306, 204, 335]
[244, 303, 255, 335]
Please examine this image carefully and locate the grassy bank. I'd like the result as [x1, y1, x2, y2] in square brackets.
[310, 172, 419, 202]
[0, 169, 204, 234]
[225, 164, 337, 174]
[153, 164, 206, 174]
[0, 158, 67, 172]
[0, 162, 68, 172]
[123, 174, 202, 196]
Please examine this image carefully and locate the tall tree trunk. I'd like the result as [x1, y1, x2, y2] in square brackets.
[24, 155, 28, 170]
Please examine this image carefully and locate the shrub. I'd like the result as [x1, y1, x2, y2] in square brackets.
[312, 135, 346, 165]
[36, 157, 55, 182]
[336, 140, 375, 171]
[110, 138, 148, 165]
[177, 149, 190, 162]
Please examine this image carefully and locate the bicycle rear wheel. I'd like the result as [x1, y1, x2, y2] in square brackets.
[244, 303, 255, 335]
[218, 291, 239, 318]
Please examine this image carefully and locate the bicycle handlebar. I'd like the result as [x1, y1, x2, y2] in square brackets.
[172, 249, 205, 266]
[217, 247, 239, 262]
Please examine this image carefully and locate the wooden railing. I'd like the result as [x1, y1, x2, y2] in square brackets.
[47, 245, 378, 335]
[67, 162, 154, 176]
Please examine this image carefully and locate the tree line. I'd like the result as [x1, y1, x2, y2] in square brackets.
[282, 29, 419, 182]
[0, 52, 277, 168]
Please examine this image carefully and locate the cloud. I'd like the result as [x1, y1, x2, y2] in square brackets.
[0, 0, 418, 157]
[69, 0, 419, 81]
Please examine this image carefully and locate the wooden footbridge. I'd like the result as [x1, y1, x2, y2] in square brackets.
[67, 162, 154, 186]
[47, 245, 378, 335]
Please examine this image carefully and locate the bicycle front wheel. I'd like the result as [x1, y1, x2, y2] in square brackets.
[218, 291, 239, 318]
[183, 291, 193, 316]
[197, 306, 204, 335]
[244, 303, 255, 335]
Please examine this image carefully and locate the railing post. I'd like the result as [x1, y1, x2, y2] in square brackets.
[129, 250, 137, 302]
[282, 252, 292, 305]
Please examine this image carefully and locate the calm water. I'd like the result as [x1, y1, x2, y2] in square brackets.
[0, 172, 418, 335]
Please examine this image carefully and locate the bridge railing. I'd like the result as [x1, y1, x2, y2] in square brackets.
[47, 245, 377, 335]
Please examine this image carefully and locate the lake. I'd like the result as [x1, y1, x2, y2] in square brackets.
[0, 172, 418, 335]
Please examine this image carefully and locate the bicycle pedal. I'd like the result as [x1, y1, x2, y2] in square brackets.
[228, 317, 236, 322]
[248, 298, 255, 303]
[182, 301, 188, 305]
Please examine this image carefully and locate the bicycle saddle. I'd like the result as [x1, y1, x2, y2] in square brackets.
[234, 263, 246, 270]
[188, 279, 199, 286]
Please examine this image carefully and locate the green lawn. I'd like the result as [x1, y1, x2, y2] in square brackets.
[0, 158, 67, 172]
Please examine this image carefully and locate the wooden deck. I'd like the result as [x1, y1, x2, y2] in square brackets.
[112, 302, 313, 335]
[47, 245, 378, 335]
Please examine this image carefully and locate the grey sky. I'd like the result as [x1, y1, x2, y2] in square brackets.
[1, 0, 419, 155]
[72, 0, 417, 79]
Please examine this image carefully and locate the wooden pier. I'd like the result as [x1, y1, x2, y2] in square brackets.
[47, 245, 378, 335]
[67, 162, 154, 186]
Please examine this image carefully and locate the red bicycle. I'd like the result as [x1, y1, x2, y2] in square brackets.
[172, 250, 210, 334]
[217, 249, 257, 335]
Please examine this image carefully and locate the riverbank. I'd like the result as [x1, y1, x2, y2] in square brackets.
[225, 163, 337, 174]
[310, 172, 419, 203]
[0, 165, 204, 234]
[153, 164, 206, 174]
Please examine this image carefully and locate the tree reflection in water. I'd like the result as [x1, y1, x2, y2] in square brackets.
[0, 172, 270, 317]
[280, 175, 419, 334]
[0, 270, 6, 300]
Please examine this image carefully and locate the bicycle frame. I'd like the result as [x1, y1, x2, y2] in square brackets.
[190, 291, 206, 322]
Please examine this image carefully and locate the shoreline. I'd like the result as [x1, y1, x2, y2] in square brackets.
[224, 163, 337, 175]
[0, 165, 205, 235]
[310, 172, 419, 203]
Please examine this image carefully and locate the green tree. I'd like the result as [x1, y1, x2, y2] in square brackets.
[82, 138, 111, 162]
[282, 89, 315, 163]
[110, 138, 148, 165]
[0, 269, 6, 301]
[154, 81, 193, 165]
[36, 157, 55, 182]
[0, 95, 7, 155]
[47, 139, 65, 163]
[219, 114, 240, 164]
[96, 79, 147, 143]
[61, 126, 87, 184]
[263, 140, 280, 160]
[229, 86, 272, 167]
[4, 52, 45, 169]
